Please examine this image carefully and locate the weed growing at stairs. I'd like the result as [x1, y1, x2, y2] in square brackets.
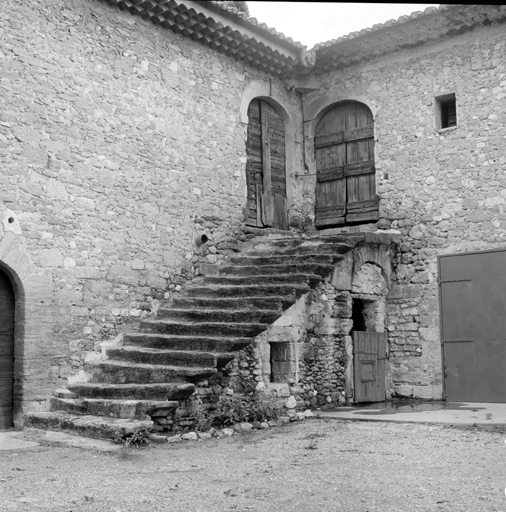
[209, 391, 282, 427]
[113, 427, 154, 449]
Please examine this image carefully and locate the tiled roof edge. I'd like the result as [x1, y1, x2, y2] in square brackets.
[196, 0, 307, 50]
[311, 4, 451, 51]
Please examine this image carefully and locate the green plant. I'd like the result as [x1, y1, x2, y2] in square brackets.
[211, 391, 282, 427]
[113, 426, 153, 449]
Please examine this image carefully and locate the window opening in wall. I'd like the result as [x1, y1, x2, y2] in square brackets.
[435, 93, 457, 129]
[352, 299, 365, 332]
[269, 341, 295, 383]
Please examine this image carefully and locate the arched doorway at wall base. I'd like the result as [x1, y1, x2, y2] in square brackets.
[0, 269, 14, 429]
[245, 98, 288, 230]
[0, 231, 55, 429]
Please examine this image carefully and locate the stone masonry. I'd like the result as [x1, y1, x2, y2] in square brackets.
[2, 2, 506, 427]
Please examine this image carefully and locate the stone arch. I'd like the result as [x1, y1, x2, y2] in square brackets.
[352, 262, 389, 297]
[240, 80, 301, 227]
[304, 93, 379, 134]
[0, 230, 55, 428]
[353, 244, 392, 288]
[303, 95, 379, 202]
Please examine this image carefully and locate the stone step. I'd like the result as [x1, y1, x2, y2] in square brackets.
[218, 263, 336, 277]
[49, 397, 178, 420]
[67, 382, 195, 401]
[24, 412, 153, 440]
[123, 333, 252, 352]
[204, 273, 322, 287]
[230, 254, 339, 266]
[172, 296, 288, 310]
[106, 346, 233, 367]
[156, 308, 280, 324]
[87, 360, 217, 384]
[244, 239, 355, 256]
[185, 283, 309, 298]
[140, 319, 268, 337]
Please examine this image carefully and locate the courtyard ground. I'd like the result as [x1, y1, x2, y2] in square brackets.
[0, 419, 504, 512]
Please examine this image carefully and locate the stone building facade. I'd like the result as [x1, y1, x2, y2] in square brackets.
[2, 1, 506, 428]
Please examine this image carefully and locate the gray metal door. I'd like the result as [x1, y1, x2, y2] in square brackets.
[440, 249, 506, 402]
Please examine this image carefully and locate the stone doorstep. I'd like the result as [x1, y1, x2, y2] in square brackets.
[156, 307, 281, 323]
[218, 263, 336, 277]
[24, 412, 154, 440]
[66, 383, 195, 401]
[122, 333, 252, 352]
[49, 397, 179, 419]
[86, 359, 218, 384]
[105, 346, 223, 367]
[21, 429, 123, 452]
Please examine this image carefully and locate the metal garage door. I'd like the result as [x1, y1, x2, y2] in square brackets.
[440, 249, 506, 402]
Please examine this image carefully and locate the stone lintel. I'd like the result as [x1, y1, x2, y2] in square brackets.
[387, 284, 422, 300]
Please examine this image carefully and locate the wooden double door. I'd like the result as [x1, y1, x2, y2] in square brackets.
[245, 99, 288, 230]
[315, 101, 378, 228]
[0, 269, 14, 429]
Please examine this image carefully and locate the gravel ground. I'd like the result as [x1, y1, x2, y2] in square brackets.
[0, 419, 504, 512]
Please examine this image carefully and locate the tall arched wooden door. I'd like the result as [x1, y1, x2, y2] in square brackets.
[0, 269, 14, 429]
[245, 99, 288, 230]
[315, 101, 378, 228]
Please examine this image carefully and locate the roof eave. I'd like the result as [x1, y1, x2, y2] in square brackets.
[102, 0, 310, 75]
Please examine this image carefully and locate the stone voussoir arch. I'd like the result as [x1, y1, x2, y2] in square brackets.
[0, 230, 55, 428]
[304, 92, 379, 140]
[240, 79, 302, 227]
[353, 243, 392, 289]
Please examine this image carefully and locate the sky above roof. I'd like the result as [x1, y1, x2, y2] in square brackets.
[247, 2, 440, 49]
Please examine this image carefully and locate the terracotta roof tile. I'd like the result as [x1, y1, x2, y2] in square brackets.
[203, 1, 306, 49]
[312, 5, 443, 50]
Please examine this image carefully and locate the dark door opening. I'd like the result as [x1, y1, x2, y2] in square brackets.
[352, 299, 386, 403]
[0, 269, 14, 429]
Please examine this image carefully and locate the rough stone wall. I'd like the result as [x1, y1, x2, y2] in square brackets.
[0, 0, 299, 403]
[299, 22, 506, 399]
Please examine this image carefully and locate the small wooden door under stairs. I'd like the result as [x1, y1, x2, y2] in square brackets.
[245, 99, 288, 230]
[353, 331, 386, 403]
[0, 269, 14, 429]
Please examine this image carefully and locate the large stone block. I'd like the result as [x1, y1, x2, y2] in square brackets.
[39, 249, 64, 268]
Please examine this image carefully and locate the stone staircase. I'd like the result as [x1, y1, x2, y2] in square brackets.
[24, 234, 361, 439]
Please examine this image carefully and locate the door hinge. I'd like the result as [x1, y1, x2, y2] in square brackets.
[439, 277, 472, 285]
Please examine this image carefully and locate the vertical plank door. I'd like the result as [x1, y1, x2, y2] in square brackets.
[245, 99, 287, 230]
[315, 101, 377, 228]
[0, 270, 14, 429]
[353, 331, 386, 403]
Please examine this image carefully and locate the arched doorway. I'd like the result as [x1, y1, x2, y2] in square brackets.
[245, 98, 288, 230]
[0, 268, 14, 429]
[315, 101, 378, 228]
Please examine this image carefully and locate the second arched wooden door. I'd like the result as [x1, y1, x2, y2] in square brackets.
[315, 101, 378, 228]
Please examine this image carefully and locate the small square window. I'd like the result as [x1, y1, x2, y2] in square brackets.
[435, 93, 457, 129]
